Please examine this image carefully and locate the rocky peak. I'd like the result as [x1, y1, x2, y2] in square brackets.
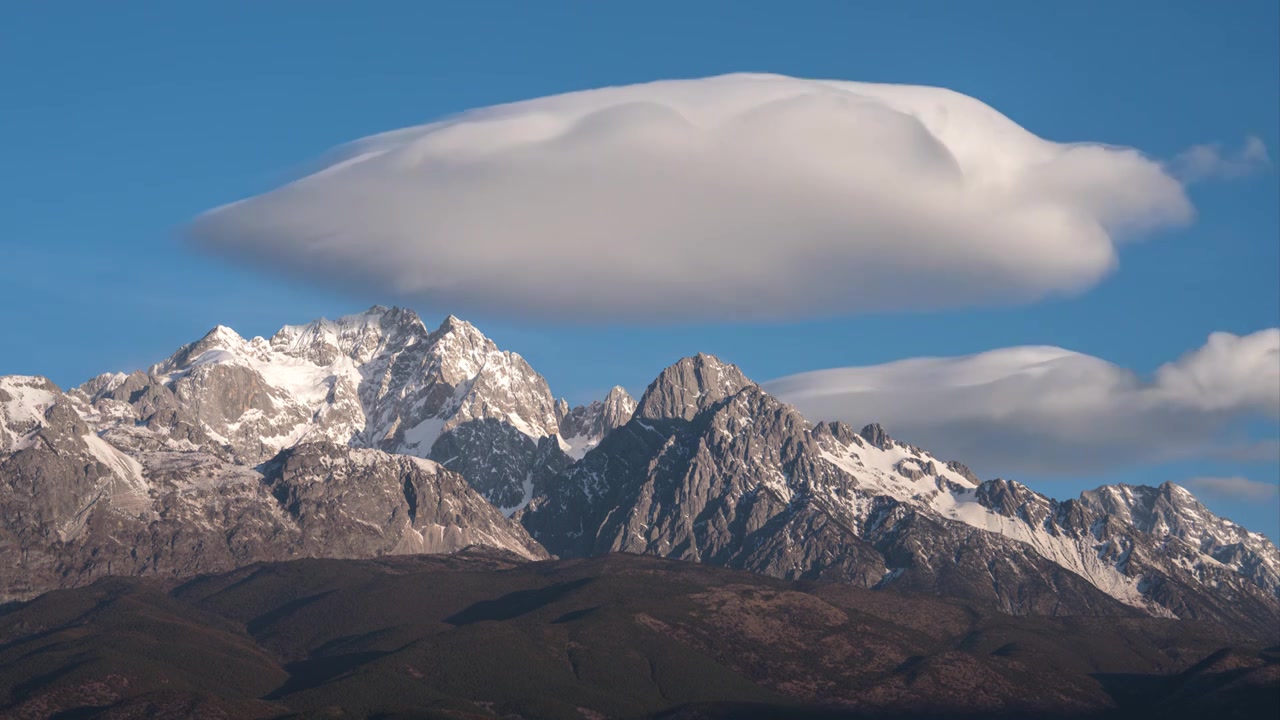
[0, 375, 61, 401]
[263, 306, 502, 382]
[563, 387, 636, 435]
[859, 422, 892, 450]
[942, 460, 981, 485]
[1079, 481, 1273, 556]
[78, 372, 129, 401]
[423, 314, 504, 386]
[429, 314, 491, 346]
[156, 325, 252, 372]
[559, 386, 638, 460]
[1080, 483, 1188, 535]
[269, 305, 427, 366]
[433, 313, 473, 335]
[601, 386, 637, 424]
[129, 307, 566, 499]
[634, 353, 755, 422]
[420, 316, 559, 438]
[260, 441, 548, 561]
[974, 478, 1049, 518]
[813, 420, 863, 447]
[199, 325, 246, 349]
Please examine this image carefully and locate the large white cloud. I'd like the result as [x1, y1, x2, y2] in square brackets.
[765, 329, 1280, 475]
[190, 73, 1195, 321]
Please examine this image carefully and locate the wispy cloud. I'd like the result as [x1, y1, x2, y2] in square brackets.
[766, 329, 1280, 476]
[1211, 438, 1280, 464]
[189, 73, 1193, 322]
[1184, 476, 1280, 501]
[1172, 135, 1271, 183]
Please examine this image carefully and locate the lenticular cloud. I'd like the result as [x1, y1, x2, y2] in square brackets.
[765, 329, 1280, 475]
[190, 73, 1192, 321]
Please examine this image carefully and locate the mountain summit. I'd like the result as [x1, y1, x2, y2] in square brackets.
[123, 306, 569, 509]
[558, 386, 637, 459]
[633, 352, 754, 421]
[520, 355, 1280, 636]
[0, 310, 1276, 638]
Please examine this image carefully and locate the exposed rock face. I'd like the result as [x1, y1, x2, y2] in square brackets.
[263, 443, 547, 559]
[633, 352, 754, 421]
[87, 307, 571, 510]
[557, 386, 637, 459]
[0, 378, 547, 602]
[428, 421, 572, 513]
[3, 314, 1279, 639]
[985, 480, 1280, 632]
[81, 369, 241, 462]
[521, 355, 1280, 636]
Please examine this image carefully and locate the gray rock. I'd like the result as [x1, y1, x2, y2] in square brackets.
[136, 307, 568, 509]
[428, 418, 572, 513]
[0, 376, 548, 602]
[560, 386, 636, 442]
[558, 385, 637, 459]
[4, 315, 1278, 639]
[264, 442, 548, 560]
[633, 353, 753, 422]
[521, 355, 1280, 637]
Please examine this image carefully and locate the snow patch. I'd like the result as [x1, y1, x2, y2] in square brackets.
[0, 376, 59, 450]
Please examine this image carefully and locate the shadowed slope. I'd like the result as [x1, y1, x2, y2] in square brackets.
[0, 552, 1274, 719]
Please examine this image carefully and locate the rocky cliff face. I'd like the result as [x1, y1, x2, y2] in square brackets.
[558, 386, 637, 459]
[520, 354, 1280, 636]
[90, 306, 572, 511]
[0, 377, 546, 602]
[632, 352, 754, 422]
[3, 314, 1278, 638]
[961, 479, 1280, 632]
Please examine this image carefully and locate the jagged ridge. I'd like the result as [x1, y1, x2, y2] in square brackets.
[519, 353, 1280, 636]
[1, 314, 1277, 638]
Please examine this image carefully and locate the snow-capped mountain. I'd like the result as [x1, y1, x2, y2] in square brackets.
[0, 375, 63, 452]
[2, 311, 1277, 637]
[0, 308, 580, 602]
[89, 306, 572, 510]
[0, 371, 546, 602]
[520, 354, 1280, 636]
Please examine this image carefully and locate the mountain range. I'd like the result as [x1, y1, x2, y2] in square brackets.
[1, 306, 1277, 639]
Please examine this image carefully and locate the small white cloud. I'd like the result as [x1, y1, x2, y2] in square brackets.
[766, 329, 1280, 475]
[1184, 476, 1280, 501]
[189, 73, 1193, 321]
[1172, 135, 1271, 183]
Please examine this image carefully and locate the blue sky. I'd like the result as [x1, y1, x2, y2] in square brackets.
[1, 1, 1277, 536]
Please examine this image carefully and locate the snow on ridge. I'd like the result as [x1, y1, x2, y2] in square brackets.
[402, 416, 448, 454]
[815, 432, 1165, 612]
[0, 375, 61, 451]
[814, 425, 1279, 611]
[928, 486, 1166, 613]
[819, 434, 978, 500]
[81, 432, 145, 486]
[144, 309, 562, 466]
[561, 433, 598, 461]
[270, 305, 425, 363]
